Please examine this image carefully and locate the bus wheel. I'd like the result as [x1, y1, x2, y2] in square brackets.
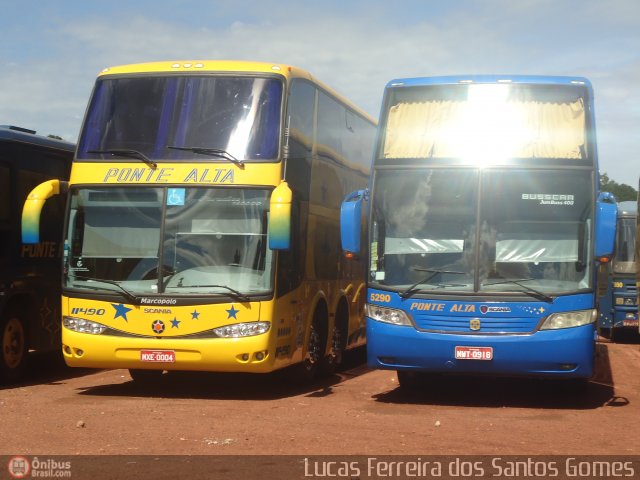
[292, 308, 326, 382]
[1, 310, 28, 383]
[321, 324, 343, 375]
[322, 302, 348, 374]
[397, 371, 427, 390]
[129, 369, 165, 385]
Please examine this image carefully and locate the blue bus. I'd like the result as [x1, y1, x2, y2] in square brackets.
[341, 76, 617, 387]
[597, 201, 637, 340]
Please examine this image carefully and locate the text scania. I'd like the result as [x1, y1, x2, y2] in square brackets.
[102, 167, 234, 184]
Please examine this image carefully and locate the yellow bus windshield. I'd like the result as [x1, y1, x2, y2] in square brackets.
[64, 187, 273, 298]
[77, 75, 283, 162]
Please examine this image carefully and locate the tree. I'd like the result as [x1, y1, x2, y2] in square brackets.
[600, 173, 638, 202]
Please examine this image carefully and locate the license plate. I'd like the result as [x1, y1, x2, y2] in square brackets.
[623, 320, 639, 327]
[140, 350, 176, 363]
[455, 346, 493, 361]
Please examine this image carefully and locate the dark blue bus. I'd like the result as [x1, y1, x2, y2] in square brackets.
[597, 201, 637, 340]
[1, 126, 73, 382]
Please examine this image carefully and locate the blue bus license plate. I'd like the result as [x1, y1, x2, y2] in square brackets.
[455, 346, 493, 361]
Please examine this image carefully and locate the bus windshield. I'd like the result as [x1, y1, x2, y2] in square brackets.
[370, 169, 593, 295]
[382, 83, 589, 163]
[613, 217, 637, 274]
[64, 187, 273, 297]
[77, 75, 283, 161]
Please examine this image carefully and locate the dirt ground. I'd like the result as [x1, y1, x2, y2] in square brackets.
[1, 336, 640, 479]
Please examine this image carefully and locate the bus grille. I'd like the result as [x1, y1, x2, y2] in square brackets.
[411, 314, 539, 334]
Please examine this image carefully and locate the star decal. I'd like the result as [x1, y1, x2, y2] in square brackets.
[112, 303, 132, 322]
[226, 305, 239, 319]
[171, 317, 181, 329]
[191, 309, 200, 320]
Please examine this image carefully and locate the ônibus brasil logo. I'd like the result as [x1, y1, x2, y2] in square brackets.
[7, 457, 30, 479]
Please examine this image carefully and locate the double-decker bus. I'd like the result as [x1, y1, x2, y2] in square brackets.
[1, 126, 73, 382]
[23, 60, 375, 383]
[341, 75, 617, 387]
[597, 201, 637, 340]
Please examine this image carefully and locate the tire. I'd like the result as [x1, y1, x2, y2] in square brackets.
[291, 307, 327, 383]
[321, 302, 348, 375]
[129, 369, 165, 385]
[397, 370, 427, 390]
[1, 309, 28, 384]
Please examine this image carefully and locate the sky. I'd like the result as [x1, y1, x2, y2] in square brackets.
[1, 0, 639, 186]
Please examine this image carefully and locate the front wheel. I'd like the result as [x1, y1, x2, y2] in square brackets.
[129, 369, 165, 385]
[1, 310, 28, 384]
[397, 370, 428, 390]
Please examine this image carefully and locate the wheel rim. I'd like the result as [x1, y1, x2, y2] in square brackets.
[304, 326, 322, 371]
[3, 318, 25, 369]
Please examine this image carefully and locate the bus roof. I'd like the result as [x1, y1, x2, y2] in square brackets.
[0, 125, 75, 152]
[97, 60, 376, 124]
[617, 201, 637, 217]
[385, 75, 592, 90]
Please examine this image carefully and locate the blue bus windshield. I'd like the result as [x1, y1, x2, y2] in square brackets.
[370, 169, 593, 295]
[613, 217, 637, 274]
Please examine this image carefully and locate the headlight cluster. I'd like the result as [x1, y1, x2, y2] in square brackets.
[63, 317, 107, 335]
[540, 309, 596, 330]
[214, 321, 270, 338]
[365, 304, 412, 326]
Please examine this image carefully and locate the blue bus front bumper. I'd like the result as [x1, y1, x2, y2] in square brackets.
[367, 319, 595, 378]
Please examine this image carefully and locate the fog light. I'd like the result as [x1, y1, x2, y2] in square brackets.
[241, 353, 249, 361]
[255, 352, 264, 361]
[76, 349, 84, 356]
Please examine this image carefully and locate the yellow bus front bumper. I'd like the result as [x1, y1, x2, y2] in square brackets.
[62, 327, 276, 373]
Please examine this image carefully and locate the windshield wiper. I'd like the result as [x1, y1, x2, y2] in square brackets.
[400, 268, 467, 299]
[482, 277, 553, 303]
[69, 275, 140, 304]
[168, 282, 250, 302]
[88, 149, 157, 169]
[167, 146, 245, 169]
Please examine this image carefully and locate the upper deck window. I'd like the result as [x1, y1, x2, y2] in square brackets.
[78, 75, 283, 162]
[382, 83, 589, 164]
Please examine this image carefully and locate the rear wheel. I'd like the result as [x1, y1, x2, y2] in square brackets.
[290, 307, 327, 383]
[1, 310, 28, 384]
[322, 302, 348, 374]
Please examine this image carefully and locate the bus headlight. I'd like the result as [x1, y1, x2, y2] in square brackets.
[365, 304, 412, 326]
[213, 321, 270, 338]
[63, 317, 108, 335]
[540, 309, 596, 330]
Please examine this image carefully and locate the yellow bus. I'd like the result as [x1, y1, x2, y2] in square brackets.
[23, 60, 376, 383]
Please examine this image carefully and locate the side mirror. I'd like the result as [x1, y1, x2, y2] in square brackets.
[340, 189, 368, 256]
[269, 181, 292, 250]
[22, 179, 68, 244]
[594, 191, 617, 259]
